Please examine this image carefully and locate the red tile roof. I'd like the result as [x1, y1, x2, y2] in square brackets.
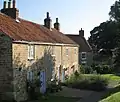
[66, 34, 92, 52]
[0, 13, 76, 45]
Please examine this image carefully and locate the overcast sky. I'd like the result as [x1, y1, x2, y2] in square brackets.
[0, 0, 116, 39]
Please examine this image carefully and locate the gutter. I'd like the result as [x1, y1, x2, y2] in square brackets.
[13, 40, 79, 47]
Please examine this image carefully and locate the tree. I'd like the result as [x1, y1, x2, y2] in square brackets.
[109, 0, 120, 22]
[88, 20, 118, 55]
[109, 0, 120, 72]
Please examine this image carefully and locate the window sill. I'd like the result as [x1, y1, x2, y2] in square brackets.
[81, 58, 87, 60]
[28, 58, 34, 61]
[51, 55, 55, 57]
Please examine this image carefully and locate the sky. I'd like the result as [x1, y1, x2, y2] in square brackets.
[0, 0, 116, 39]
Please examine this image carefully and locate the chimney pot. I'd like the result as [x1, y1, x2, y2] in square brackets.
[47, 12, 49, 18]
[44, 12, 52, 29]
[13, 0, 16, 8]
[56, 18, 58, 23]
[79, 28, 84, 36]
[8, 0, 12, 8]
[54, 18, 60, 31]
[3, 1, 7, 9]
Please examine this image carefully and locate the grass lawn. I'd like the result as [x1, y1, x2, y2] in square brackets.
[38, 96, 80, 102]
[101, 74, 120, 87]
[100, 92, 120, 102]
[82, 74, 120, 81]
[83, 74, 120, 87]
[101, 74, 120, 81]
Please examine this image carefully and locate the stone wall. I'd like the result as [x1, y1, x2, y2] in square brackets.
[12, 43, 55, 101]
[62, 46, 79, 76]
[0, 32, 13, 101]
[12, 43, 79, 101]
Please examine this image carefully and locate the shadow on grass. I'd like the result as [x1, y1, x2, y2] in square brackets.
[101, 85, 120, 100]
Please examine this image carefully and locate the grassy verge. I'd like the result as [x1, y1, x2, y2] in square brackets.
[102, 85, 120, 99]
[100, 92, 120, 102]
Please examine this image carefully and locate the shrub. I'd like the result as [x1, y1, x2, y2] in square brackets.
[27, 79, 42, 100]
[84, 66, 93, 74]
[79, 65, 85, 74]
[79, 65, 93, 74]
[64, 74, 109, 91]
[46, 76, 62, 93]
[47, 81, 62, 93]
[91, 63, 113, 74]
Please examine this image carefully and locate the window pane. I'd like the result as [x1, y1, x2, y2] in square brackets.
[28, 45, 35, 59]
[66, 48, 68, 55]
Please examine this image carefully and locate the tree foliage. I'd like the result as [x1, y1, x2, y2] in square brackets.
[88, 0, 120, 72]
[88, 21, 118, 52]
[109, 0, 120, 22]
[109, 0, 120, 71]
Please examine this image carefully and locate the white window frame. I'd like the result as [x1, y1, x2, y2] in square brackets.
[81, 61, 87, 64]
[51, 46, 55, 56]
[81, 52, 86, 60]
[28, 44, 35, 60]
[66, 48, 69, 56]
[81, 61, 87, 66]
[74, 48, 77, 54]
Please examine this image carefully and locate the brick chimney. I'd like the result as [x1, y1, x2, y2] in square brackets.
[44, 12, 52, 29]
[79, 28, 84, 36]
[1, 0, 19, 20]
[54, 18, 60, 31]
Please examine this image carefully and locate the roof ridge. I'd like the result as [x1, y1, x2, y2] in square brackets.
[66, 34, 92, 51]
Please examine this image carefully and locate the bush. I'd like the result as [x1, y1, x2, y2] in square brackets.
[91, 63, 113, 74]
[64, 74, 109, 91]
[79, 65, 85, 74]
[27, 79, 42, 100]
[46, 76, 62, 93]
[79, 65, 93, 74]
[46, 81, 62, 93]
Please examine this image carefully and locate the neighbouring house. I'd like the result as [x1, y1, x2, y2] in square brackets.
[66, 28, 93, 66]
[0, 0, 79, 101]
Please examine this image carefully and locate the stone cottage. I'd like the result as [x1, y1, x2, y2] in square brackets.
[66, 28, 93, 66]
[0, 0, 79, 101]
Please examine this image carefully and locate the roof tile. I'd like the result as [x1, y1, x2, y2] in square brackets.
[0, 13, 76, 44]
